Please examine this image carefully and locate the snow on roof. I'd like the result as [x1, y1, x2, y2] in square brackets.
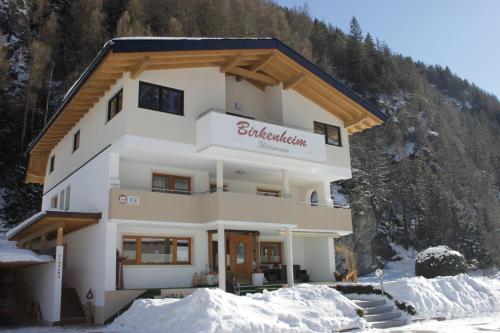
[112, 36, 273, 41]
[5, 210, 46, 239]
[110, 284, 367, 332]
[0, 247, 53, 264]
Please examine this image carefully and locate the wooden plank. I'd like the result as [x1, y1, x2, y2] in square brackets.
[245, 78, 267, 91]
[130, 56, 151, 79]
[226, 66, 279, 85]
[283, 73, 306, 90]
[220, 53, 243, 73]
[249, 53, 275, 72]
[344, 112, 368, 128]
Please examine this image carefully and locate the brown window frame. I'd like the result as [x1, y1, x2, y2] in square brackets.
[152, 173, 191, 194]
[256, 188, 281, 197]
[313, 121, 342, 147]
[260, 241, 283, 264]
[122, 235, 192, 265]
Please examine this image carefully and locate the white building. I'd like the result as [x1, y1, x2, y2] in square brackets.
[6, 37, 386, 324]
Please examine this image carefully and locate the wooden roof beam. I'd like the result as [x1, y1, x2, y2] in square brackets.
[249, 53, 275, 72]
[220, 53, 243, 73]
[344, 112, 368, 128]
[226, 66, 279, 85]
[283, 73, 306, 90]
[130, 56, 151, 80]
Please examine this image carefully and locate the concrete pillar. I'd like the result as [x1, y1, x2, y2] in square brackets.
[109, 153, 120, 188]
[216, 160, 224, 192]
[54, 227, 64, 322]
[323, 181, 333, 206]
[217, 224, 226, 290]
[281, 170, 290, 198]
[285, 228, 294, 287]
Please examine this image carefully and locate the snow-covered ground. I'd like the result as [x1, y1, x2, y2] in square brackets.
[110, 285, 367, 333]
[385, 314, 500, 332]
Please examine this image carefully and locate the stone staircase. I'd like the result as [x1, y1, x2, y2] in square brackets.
[57, 288, 86, 325]
[345, 294, 407, 329]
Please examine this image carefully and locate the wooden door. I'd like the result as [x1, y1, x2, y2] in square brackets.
[229, 234, 254, 284]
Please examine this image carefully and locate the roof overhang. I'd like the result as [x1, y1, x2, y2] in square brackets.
[6, 211, 101, 243]
[26, 37, 387, 184]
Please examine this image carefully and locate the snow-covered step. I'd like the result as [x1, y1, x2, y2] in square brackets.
[365, 304, 393, 315]
[365, 311, 401, 322]
[371, 318, 407, 329]
[354, 299, 386, 308]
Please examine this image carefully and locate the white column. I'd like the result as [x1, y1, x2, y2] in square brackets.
[285, 228, 294, 287]
[217, 224, 226, 290]
[104, 222, 118, 290]
[216, 160, 224, 191]
[327, 237, 336, 280]
[53, 245, 64, 322]
[109, 153, 120, 188]
[281, 169, 290, 198]
[323, 181, 333, 205]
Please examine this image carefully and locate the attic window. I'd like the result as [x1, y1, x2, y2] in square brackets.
[49, 155, 55, 173]
[107, 89, 123, 122]
[314, 121, 342, 147]
[139, 81, 184, 116]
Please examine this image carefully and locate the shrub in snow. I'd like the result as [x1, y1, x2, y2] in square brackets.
[415, 246, 466, 278]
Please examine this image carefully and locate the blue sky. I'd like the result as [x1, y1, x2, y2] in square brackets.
[276, 0, 500, 98]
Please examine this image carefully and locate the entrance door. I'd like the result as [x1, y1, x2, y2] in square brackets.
[229, 234, 254, 284]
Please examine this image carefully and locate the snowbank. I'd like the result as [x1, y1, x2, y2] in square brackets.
[383, 274, 498, 320]
[416, 245, 463, 263]
[0, 247, 53, 263]
[110, 285, 366, 333]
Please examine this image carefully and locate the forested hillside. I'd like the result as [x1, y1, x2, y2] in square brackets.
[0, 0, 498, 271]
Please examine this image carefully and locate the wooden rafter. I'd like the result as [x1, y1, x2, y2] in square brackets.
[283, 73, 306, 90]
[220, 53, 243, 73]
[130, 56, 151, 79]
[344, 112, 368, 128]
[226, 66, 279, 85]
[249, 53, 275, 72]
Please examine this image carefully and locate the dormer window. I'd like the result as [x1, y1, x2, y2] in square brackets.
[314, 121, 342, 147]
[139, 81, 183, 116]
[107, 89, 123, 122]
[49, 155, 55, 173]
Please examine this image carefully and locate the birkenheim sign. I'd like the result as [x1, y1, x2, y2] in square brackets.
[197, 111, 327, 163]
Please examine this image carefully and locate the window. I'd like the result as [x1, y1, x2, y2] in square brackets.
[310, 190, 319, 207]
[260, 242, 282, 264]
[139, 81, 183, 116]
[50, 195, 58, 209]
[314, 121, 342, 147]
[64, 186, 71, 211]
[122, 236, 192, 265]
[72, 130, 80, 152]
[107, 89, 123, 121]
[152, 173, 191, 195]
[49, 155, 55, 173]
[256, 188, 281, 197]
[59, 189, 65, 210]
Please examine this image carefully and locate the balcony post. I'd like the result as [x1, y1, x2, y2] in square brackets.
[284, 228, 294, 287]
[217, 224, 226, 291]
[216, 160, 224, 192]
[281, 169, 290, 198]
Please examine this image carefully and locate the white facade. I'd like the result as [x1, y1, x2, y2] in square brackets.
[18, 54, 363, 324]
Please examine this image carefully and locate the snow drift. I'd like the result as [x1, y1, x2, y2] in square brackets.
[383, 274, 499, 319]
[110, 285, 366, 333]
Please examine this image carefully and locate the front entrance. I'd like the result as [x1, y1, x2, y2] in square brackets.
[228, 234, 254, 284]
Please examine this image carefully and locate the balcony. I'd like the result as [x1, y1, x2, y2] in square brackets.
[196, 110, 329, 169]
[109, 187, 352, 234]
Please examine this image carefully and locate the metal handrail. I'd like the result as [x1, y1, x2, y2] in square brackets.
[118, 185, 348, 208]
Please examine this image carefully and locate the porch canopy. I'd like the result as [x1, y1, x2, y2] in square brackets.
[6, 210, 101, 246]
[0, 247, 54, 269]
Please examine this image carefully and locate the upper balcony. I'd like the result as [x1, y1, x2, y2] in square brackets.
[109, 187, 352, 235]
[196, 110, 350, 177]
